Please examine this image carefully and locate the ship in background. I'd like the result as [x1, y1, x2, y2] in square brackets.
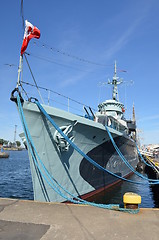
[11, 57, 138, 202]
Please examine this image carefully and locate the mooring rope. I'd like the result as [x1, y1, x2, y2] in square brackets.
[105, 125, 159, 183]
[35, 98, 159, 184]
[16, 94, 159, 213]
[35, 100, 144, 184]
[136, 144, 152, 167]
[17, 94, 140, 213]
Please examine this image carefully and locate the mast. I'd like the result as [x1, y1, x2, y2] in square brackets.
[112, 61, 118, 100]
[16, 55, 23, 89]
[108, 61, 123, 101]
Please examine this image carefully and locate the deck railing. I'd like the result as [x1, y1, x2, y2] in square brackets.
[21, 81, 97, 117]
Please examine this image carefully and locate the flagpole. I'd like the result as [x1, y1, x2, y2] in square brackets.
[16, 20, 41, 98]
[16, 55, 23, 88]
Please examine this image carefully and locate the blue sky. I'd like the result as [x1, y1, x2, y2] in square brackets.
[0, 0, 159, 145]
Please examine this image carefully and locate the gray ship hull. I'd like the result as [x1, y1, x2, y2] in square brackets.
[21, 101, 138, 203]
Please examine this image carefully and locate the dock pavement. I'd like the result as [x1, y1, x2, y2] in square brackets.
[0, 198, 159, 240]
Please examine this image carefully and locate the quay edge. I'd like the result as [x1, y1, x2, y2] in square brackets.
[0, 198, 159, 240]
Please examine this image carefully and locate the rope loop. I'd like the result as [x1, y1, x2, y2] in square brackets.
[28, 97, 39, 103]
[10, 88, 24, 104]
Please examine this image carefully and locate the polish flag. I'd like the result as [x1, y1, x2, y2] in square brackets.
[21, 20, 40, 55]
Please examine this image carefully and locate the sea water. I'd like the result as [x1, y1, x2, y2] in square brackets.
[0, 150, 158, 207]
[0, 150, 33, 200]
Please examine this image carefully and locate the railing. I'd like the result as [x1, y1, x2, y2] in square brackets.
[21, 81, 97, 117]
[20, 81, 128, 132]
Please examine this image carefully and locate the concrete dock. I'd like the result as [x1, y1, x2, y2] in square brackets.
[0, 198, 159, 240]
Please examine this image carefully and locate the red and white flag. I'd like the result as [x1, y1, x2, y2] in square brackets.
[21, 20, 40, 55]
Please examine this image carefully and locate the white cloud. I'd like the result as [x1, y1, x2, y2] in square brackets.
[102, 1, 153, 60]
[58, 72, 88, 87]
[104, 19, 142, 60]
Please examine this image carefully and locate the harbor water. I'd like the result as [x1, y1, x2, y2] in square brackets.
[0, 150, 158, 208]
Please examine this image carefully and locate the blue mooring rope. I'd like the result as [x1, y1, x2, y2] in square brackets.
[35, 99, 159, 185]
[105, 126, 159, 183]
[17, 94, 159, 213]
[17, 95, 140, 213]
[136, 144, 152, 167]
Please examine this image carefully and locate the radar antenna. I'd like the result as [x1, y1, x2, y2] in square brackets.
[98, 61, 133, 104]
[108, 61, 123, 101]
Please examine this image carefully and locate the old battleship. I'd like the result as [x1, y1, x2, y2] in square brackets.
[12, 63, 138, 203]
[11, 21, 138, 203]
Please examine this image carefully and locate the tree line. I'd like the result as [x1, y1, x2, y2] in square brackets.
[0, 138, 21, 147]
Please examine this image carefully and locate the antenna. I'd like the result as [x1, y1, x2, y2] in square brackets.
[98, 62, 133, 105]
[98, 61, 123, 102]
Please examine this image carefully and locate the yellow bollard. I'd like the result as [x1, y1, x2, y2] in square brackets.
[123, 192, 141, 209]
